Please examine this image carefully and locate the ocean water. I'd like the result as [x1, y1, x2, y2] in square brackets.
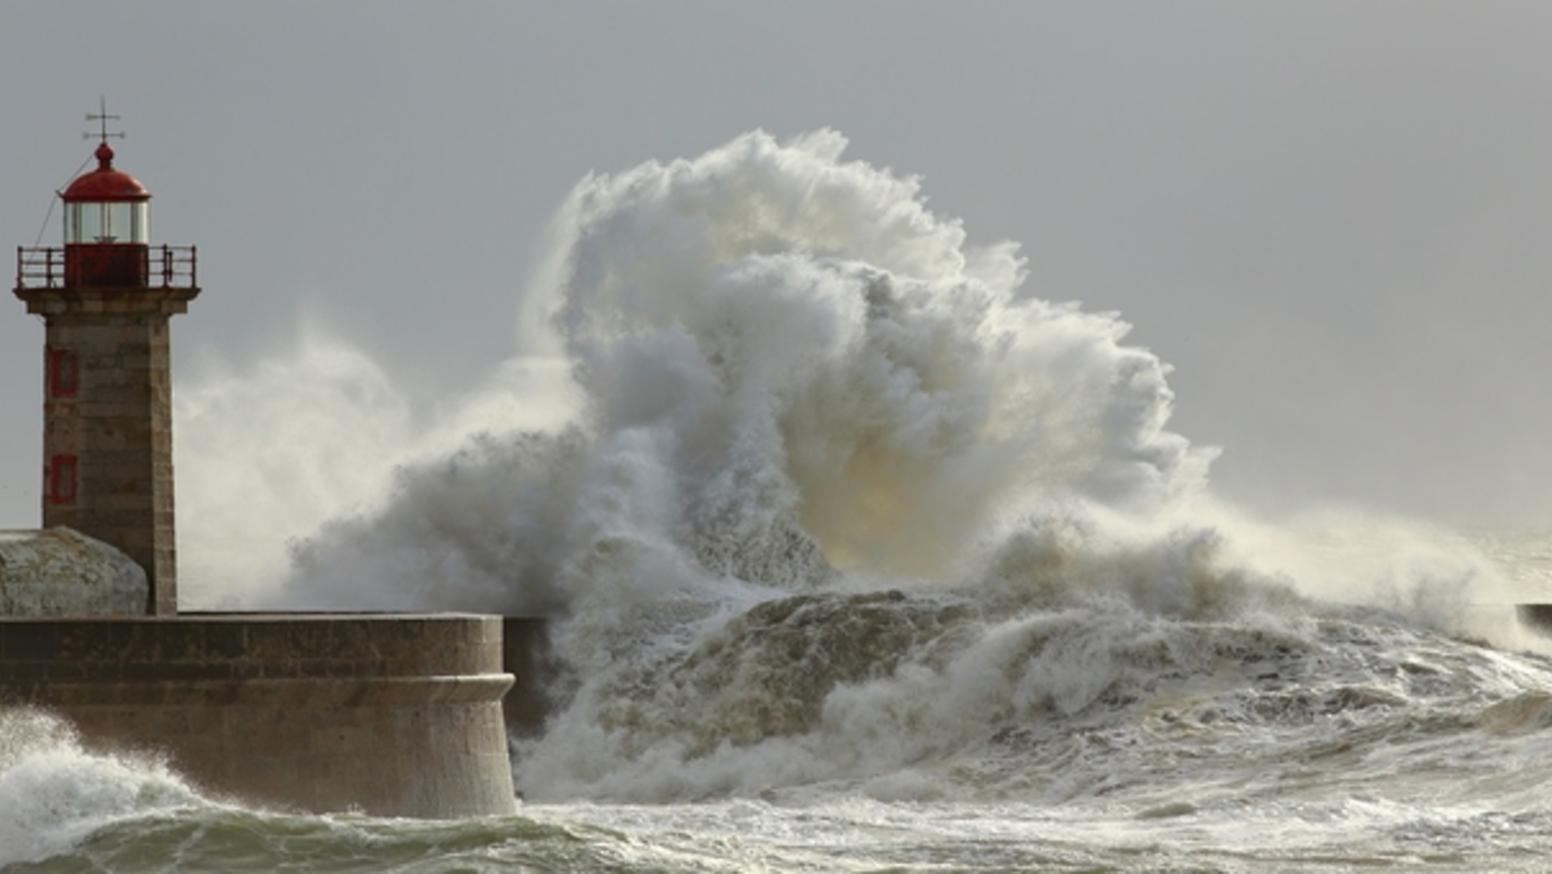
[7, 131, 1552, 872]
[7, 546, 1552, 874]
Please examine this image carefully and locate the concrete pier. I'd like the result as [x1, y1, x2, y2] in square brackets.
[0, 613, 517, 818]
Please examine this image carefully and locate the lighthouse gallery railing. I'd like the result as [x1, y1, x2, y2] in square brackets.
[15, 245, 197, 290]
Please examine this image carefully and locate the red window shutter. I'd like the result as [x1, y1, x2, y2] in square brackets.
[49, 454, 77, 505]
[49, 348, 78, 397]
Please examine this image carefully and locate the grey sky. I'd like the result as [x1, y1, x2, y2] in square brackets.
[3, 1, 1550, 530]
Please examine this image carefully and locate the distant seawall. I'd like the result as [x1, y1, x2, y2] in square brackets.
[502, 616, 553, 738]
[0, 613, 516, 818]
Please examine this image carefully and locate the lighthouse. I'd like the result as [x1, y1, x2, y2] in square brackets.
[0, 105, 531, 819]
[12, 106, 198, 615]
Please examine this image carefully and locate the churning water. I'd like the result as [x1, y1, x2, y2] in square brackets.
[7, 132, 1552, 872]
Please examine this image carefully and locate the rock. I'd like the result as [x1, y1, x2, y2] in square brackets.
[0, 527, 147, 615]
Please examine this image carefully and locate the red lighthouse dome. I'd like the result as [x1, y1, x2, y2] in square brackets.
[61, 141, 152, 286]
[62, 143, 151, 203]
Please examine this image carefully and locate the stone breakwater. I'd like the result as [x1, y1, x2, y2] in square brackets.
[0, 613, 517, 817]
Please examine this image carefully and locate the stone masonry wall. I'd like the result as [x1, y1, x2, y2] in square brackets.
[0, 614, 517, 817]
[17, 285, 196, 616]
[43, 315, 176, 613]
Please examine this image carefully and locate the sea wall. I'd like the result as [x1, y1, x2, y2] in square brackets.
[1518, 604, 1552, 635]
[0, 613, 516, 818]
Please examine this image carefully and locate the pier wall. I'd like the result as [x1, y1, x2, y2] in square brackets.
[0, 613, 516, 818]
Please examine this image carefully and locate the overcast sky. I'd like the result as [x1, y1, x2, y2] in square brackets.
[3, 1, 1550, 533]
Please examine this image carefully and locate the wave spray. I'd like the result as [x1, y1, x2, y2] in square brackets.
[172, 131, 1532, 810]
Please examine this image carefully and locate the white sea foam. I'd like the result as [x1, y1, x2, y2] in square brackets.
[0, 709, 208, 867]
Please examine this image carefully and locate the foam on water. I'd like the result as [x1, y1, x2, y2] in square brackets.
[0, 710, 210, 868]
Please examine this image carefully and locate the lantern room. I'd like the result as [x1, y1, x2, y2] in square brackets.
[60, 141, 152, 286]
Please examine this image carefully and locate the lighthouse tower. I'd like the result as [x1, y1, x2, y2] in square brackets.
[12, 108, 198, 615]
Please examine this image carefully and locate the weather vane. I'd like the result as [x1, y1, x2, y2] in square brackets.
[84, 96, 125, 144]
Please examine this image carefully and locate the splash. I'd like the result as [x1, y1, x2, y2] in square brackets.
[176, 326, 577, 608]
[266, 130, 1209, 608]
[174, 130, 1520, 802]
[0, 710, 208, 867]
